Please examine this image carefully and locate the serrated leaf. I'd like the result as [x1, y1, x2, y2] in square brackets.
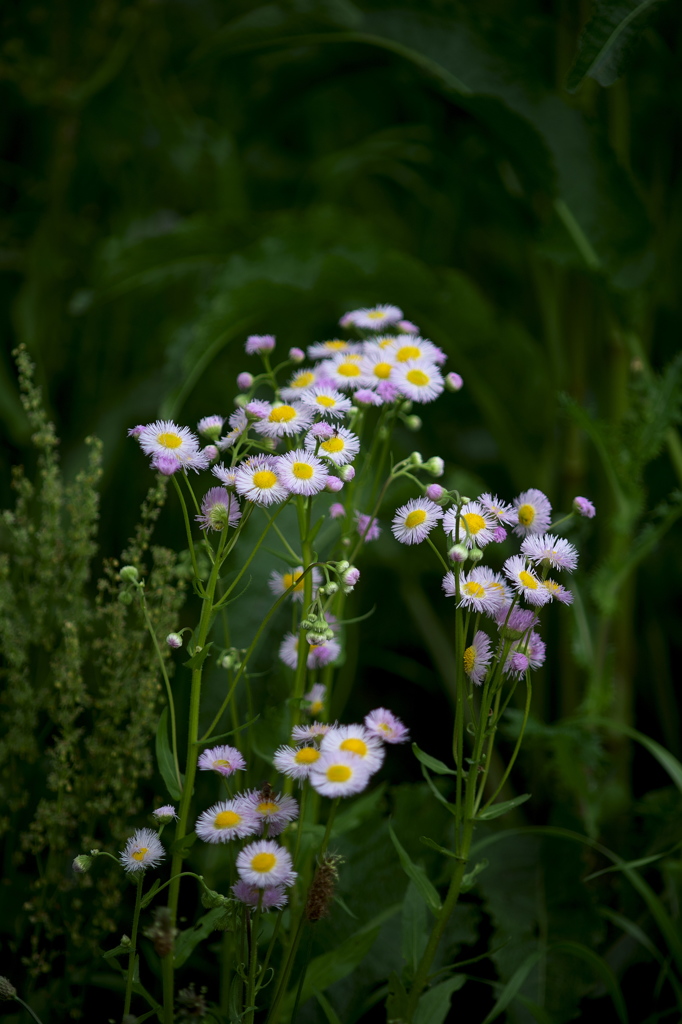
[566, 0, 664, 92]
[476, 793, 531, 820]
[414, 974, 466, 1024]
[155, 708, 183, 802]
[412, 742, 457, 775]
[389, 822, 442, 914]
[173, 907, 226, 968]
[183, 641, 214, 670]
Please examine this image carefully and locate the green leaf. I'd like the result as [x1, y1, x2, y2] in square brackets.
[155, 708, 182, 802]
[313, 989, 343, 1024]
[401, 880, 428, 977]
[101, 942, 131, 960]
[481, 950, 543, 1024]
[414, 974, 466, 1024]
[173, 907, 226, 968]
[170, 832, 198, 856]
[140, 877, 161, 909]
[386, 970, 409, 1024]
[412, 742, 457, 775]
[460, 859, 489, 893]
[476, 793, 531, 820]
[388, 821, 442, 914]
[566, 0, 664, 92]
[420, 765, 457, 817]
[419, 836, 458, 859]
[183, 641, 214, 670]
[589, 717, 682, 796]
[550, 941, 628, 1023]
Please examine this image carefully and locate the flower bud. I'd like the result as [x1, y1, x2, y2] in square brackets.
[445, 371, 463, 392]
[425, 483, 445, 501]
[119, 565, 139, 584]
[339, 465, 355, 482]
[329, 502, 345, 519]
[118, 590, 133, 605]
[234, 393, 248, 407]
[322, 581, 339, 595]
[405, 416, 422, 431]
[342, 567, 360, 587]
[423, 456, 444, 477]
[325, 476, 344, 493]
[166, 633, 183, 649]
[289, 347, 305, 362]
[408, 451, 423, 466]
[72, 854, 93, 874]
[468, 546, 484, 563]
[0, 977, 17, 1000]
[203, 445, 218, 462]
[306, 630, 330, 646]
[335, 560, 350, 573]
[448, 544, 468, 563]
[493, 526, 507, 543]
[573, 495, 596, 519]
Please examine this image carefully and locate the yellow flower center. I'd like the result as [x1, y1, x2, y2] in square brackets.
[463, 646, 475, 673]
[463, 581, 486, 599]
[132, 848, 148, 861]
[519, 571, 538, 590]
[395, 345, 421, 361]
[405, 509, 427, 529]
[213, 758, 232, 769]
[327, 764, 352, 782]
[372, 362, 393, 379]
[310, 700, 323, 714]
[292, 461, 314, 480]
[462, 512, 486, 535]
[257, 801, 280, 814]
[367, 311, 385, 319]
[337, 361, 361, 377]
[340, 737, 367, 757]
[251, 852, 277, 873]
[517, 503, 535, 527]
[321, 437, 344, 453]
[406, 369, 429, 386]
[252, 470, 278, 489]
[324, 340, 347, 350]
[157, 432, 182, 449]
[215, 810, 241, 828]
[282, 571, 304, 591]
[292, 372, 315, 388]
[269, 405, 297, 423]
[316, 395, 336, 407]
[295, 747, 320, 764]
[543, 580, 560, 593]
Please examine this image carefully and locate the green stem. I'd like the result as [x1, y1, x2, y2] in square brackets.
[123, 874, 144, 1019]
[267, 514, 302, 563]
[12, 998, 46, 1024]
[477, 674, 532, 815]
[213, 501, 289, 610]
[171, 474, 203, 590]
[137, 587, 182, 793]
[245, 895, 264, 1024]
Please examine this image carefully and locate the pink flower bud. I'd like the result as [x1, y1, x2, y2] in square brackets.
[289, 347, 305, 362]
[445, 372, 463, 392]
[425, 484, 445, 501]
[325, 476, 344, 493]
[237, 372, 254, 390]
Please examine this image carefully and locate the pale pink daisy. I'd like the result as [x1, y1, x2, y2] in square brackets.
[502, 555, 551, 606]
[119, 828, 165, 873]
[234, 455, 289, 505]
[138, 420, 201, 467]
[242, 789, 299, 837]
[443, 502, 497, 548]
[276, 449, 329, 496]
[329, 502, 346, 519]
[540, 579, 574, 604]
[245, 399, 272, 420]
[152, 805, 178, 823]
[305, 425, 360, 466]
[358, 347, 396, 388]
[197, 744, 246, 776]
[196, 487, 242, 531]
[278, 633, 341, 670]
[310, 750, 372, 798]
[197, 415, 224, 440]
[308, 338, 362, 359]
[217, 408, 249, 450]
[280, 367, 321, 400]
[573, 496, 596, 518]
[479, 493, 517, 525]
[391, 497, 443, 545]
[443, 567, 507, 616]
[292, 722, 334, 744]
[346, 304, 403, 330]
[236, 840, 297, 888]
[305, 683, 326, 716]
[300, 385, 353, 420]
[393, 360, 444, 403]
[504, 632, 546, 678]
[513, 489, 552, 537]
[212, 463, 237, 488]
[245, 334, 276, 355]
[273, 744, 322, 781]
[389, 336, 446, 366]
[254, 403, 312, 439]
[268, 566, 322, 603]
[320, 352, 365, 390]
[353, 388, 383, 406]
[320, 725, 385, 775]
[195, 799, 260, 843]
[463, 631, 493, 685]
[521, 533, 578, 572]
[364, 708, 409, 744]
[355, 511, 381, 542]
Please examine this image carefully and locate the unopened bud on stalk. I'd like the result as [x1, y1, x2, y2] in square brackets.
[119, 565, 139, 584]
[72, 854, 93, 874]
[468, 547, 484, 563]
[339, 465, 355, 482]
[445, 371, 463, 392]
[234, 393, 248, 408]
[237, 372, 254, 390]
[425, 484, 445, 501]
[408, 451, 423, 466]
[423, 456, 444, 477]
[289, 347, 305, 363]
[342, 566, 360, 587]
[322, 581, 339, 595]
[448, 544, 468, 563]
[0, 977, 17, 1001]
[166, 633, 183, 649]
[306, 630, 332, 645]
[203, 444, 219, 462]
[325, 476, 344, 493]
[405, 416, 422, 431]
[335, 561, 350, 573]
[118, 590, 133, 605]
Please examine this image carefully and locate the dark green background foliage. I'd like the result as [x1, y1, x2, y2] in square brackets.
[1, 1, 682, 1021]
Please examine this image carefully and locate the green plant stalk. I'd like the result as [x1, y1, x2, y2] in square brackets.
[123, 873, 144, 1018]
[477, 673, 532, 815]
[213, 501, 288, 610]
[245, 894, 264, 1024]
[162, 525, 229, 1023]
[171, 475, 203, 588]
[138, 587, 182, 792]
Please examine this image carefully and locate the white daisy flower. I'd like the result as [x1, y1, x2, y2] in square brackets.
[234, 455, 289, 505]
[305, 425, 360, 466]
[463, 630, 493, 685]
[388, 336, 446, 366]
[521, 533, 579, 573]
[119, 828, 165, 873]
[443, 501, 497, 548]
[319, 353, 365, 390]
[212, 463, 237, 488]
[358, 347, 396, 388]
[195, 799, 260, 843]
[138, 420, 201, 466]
[391, 497, 443, 545]
[320, 724, 385, 775]
[364, 708, 409, 743]
[280, 367, 321, 400]
[242, 789, 299, 837]
[236, 839, 297, 888]
[152, 805, 178, 823]
[502, 555, 552, 606]
[197, 744, 246, 776]
[217, 408, 249, 450]
[442, 567, 508, 616]
[479, 493, 518, 526]
[393, 359, 444, 403]
[513, 489, 552, 537]
[268, 566, 322, 603]
[300, 386, 353, 420]
[304, 683, 326, 716]
[276, 449, 329, 496]
[273, 744, 322, 780]
[307, 339, 363, 359]
[253, 403, 312, 439]
[540, 579, 574, 604]
[292, 722, 334, 743]
[309, 750, 372, 798]
[346, 304, 403, 330]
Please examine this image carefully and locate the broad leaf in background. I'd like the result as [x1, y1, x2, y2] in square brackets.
[567, 0, 667, 92]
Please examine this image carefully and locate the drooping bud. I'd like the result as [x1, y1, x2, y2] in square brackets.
[237, 371, 254, 390]
[468, 546, 484, 563]
[166, 633, 183, 649]
[445, 371, 463, 392]
[325, 476, 344, 493]
[573, 496, 596, 519]
[423, 456, 444, 477]
[119, 565, 139, 584]
[339, 465, 355, 482]
[448, 544, 468, 563]
[72, 854, 93, 874]
[425, 483, 445, 501]
[0, 977, 17, 1000]
[405, 416, 422, 431]
[289, 347, 305, 362]
[408, 451, 423, 466]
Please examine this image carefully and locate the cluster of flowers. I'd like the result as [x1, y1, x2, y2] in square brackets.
[389, 487, 596, 685]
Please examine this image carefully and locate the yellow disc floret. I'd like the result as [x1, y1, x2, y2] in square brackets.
[292, 372, 315, 388]
[252, 470, 277, 489]
[405, 509, 427, 529]
[215, 811, 241, 829]
[517, 503, 535, 527]
[321, 437, 344, 453]
[338, 361, 361, 377]
[519, 571, 538, 590]
[257, 801, 280, 814]
[251, 852, 277, 873]
[132, 847, 149, 861]
[372, 362, 393, 379]
[295, 747, 320, 764]
[269, 405, 297, 423]
[316, 395, 336, 407]
[157, 432, 182, 449]
[463, 581, 486, 599]
[462, 512, 486, 535]
[326, 764, 352, 782]
[395, 345, 421, 361]
[406, 369, 429, 386]
[340, 738, 368, 757]
[292, 462, 314, 479]
[463, 646, 475, 674]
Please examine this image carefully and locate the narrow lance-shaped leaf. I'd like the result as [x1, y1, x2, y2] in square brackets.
[566, 0, 666, 93]
[388, 821, 442, 914]
[155, 708, 183, 802]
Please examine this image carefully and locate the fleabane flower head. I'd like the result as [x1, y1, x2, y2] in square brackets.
[245, 334, 276, 355]
[345, 304, 403, 330]
[305, 683, 327, 716]
[195, 799, 260, 843]
[308, 338, 363, 359]
[321, 352, 365, 390]
[389, 336, 446, 367]
[273, 743, 322, 781]
[236, 839, 297, 888]
[232, 880, 288, 910]
[254, 402, 312, 439]
[541, 579, 574, 604]
[218, 408, 249, 450]
[354, 388, 383, 406]
[573, 495, 596, 518]
[310, 750, 372, 798]
[119, 828, 165, 873]
[279, 633, 341, 670]
[138, 420, 201, 467]
[242, 789, 299, 837]
[502, 555, 551, 606]
[320, 725, 385, 775]
[355, 511, 381, 542]
[197, 415, 224, 441]
[153, 805, 178, 823]
[397, 319, 419, 334]
[443, 502, 497, 548]
[281, 367, 321, 400]
[364, 708, 409, 744]
[521, 533, 578, 573]
[394, 359, 444, 404]
[212, 463, 237, 489]
[479, 493, 517, 526]
[292, 722, 334, 744]
[268, 565, 322, 603]
[305, 425, 360, 466]
[329, 502, 346, 519]
[513, 489, 552, 537]
[503, 631, 546, 678]
[197, 744, 246, 776]
[463, 630, 493, 685]
[443, 566, 508, 616]
[196, 487, 242, 531]
[358, 346, 396, 388]
[300, 385, 352, 420]
[391, 497, 443, 545]
[234, 455, 289, 505]
[276, 449, 329, 496]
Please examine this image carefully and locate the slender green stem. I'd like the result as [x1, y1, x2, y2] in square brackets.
[478, 673, 532, 815]
[137, 587, 182, 792]
[123, 874, 144, 1018]
[12, 998, 46, 1024]
[245, 894, 264, 1024]
[426, 535, 451, 574]
[171, 474, 203, 589]
[213, 502, 289, 610]
[267, 514, 302, 563]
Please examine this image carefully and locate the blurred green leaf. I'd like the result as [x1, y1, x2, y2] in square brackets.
[389, 821, 442, 914]
[401, 880, 428, 978]
[550, 940, 628, 1023]
[414, 973, 466, 1024]
[476, 794, 531, 820]
[566, 0, 665, 92]
[173, 907, 226, 968]
[155, 708, 183, 802]
[412, 742, 456, 775]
